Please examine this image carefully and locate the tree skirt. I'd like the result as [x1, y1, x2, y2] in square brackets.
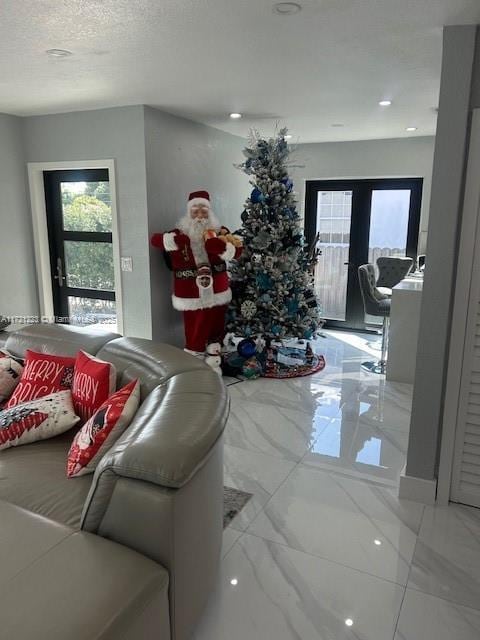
[224, 346, 326, 380]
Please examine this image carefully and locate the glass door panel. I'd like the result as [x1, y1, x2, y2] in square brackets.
[64, 241, 114, 291]
[68, 297, 117, 329]
[61, 181, 112, 231]
[365, 189, 412, 325]
[368, 189, 411, 267]
[315, 190, 352, 321]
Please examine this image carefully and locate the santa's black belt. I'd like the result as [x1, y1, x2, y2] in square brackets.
[175, 264, 226, 279]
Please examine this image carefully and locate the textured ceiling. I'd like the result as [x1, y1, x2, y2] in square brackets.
[1, 0, 479, 142]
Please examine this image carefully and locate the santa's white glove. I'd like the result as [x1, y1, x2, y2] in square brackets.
[163, 231, 179, 252]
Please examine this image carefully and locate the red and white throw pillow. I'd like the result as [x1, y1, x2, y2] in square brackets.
[6, 351, 75, 409]
[0, 357, 24, 403]
[0, 390, 80, 451]
[66, 379, 140, 478]
[72, 351, 116, 423]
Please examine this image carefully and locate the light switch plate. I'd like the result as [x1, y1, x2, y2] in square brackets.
[121, 256, 133, 272]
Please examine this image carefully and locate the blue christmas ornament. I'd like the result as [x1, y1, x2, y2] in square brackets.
[272, 324, 282, 336]
[237, 338, 257, 359]
[287, 299, 299, 314]
[281, 177, 294, 192]
[303, 329, 313, 339]
[251, 188, 265, 204]
[260, 293, 271, 303]
[256, 272, 273, 290]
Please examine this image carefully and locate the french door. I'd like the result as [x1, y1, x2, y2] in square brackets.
[305, 178, 422, 330]
[43, 169, 117, 329]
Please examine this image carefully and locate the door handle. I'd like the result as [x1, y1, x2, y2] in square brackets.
[54, 257, 66, 287]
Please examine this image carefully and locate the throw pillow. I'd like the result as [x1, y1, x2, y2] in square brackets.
[0, 390, 80, 451]
[66, 379, 140, 478]
[6, 350, 75, 409]
[72, 351, 116, 423]
[0, 357, 24, 403]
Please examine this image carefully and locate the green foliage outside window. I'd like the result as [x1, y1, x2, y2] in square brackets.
[62, 192, 114, 291]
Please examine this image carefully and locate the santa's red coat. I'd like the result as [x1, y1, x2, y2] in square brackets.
[151, 229, 241, 311]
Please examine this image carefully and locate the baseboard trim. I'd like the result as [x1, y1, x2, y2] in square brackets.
[399, 473, 437, 505]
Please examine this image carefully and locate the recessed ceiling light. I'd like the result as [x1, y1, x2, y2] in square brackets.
[379, 100, 392, 107]
[273, 2, 302, 15]
[406, 126, 418, 132]
[345, 619, 354, 627]
[230, 578, 238, 586]
[331, 123, 344, 128]
[46, 48, 73, 57]
[229, 112, 242, 119]
[374, 539, 382, 546]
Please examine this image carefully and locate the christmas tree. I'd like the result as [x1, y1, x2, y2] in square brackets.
[226, 129, 321, 341]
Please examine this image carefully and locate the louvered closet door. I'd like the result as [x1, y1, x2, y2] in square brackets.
[450, 201, 480, 507]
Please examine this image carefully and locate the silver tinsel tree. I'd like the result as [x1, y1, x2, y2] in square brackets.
[226, 129, 321, 340]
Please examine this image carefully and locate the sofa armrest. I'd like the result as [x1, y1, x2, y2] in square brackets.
[81, 368, 228, 532]
[80, 368, 228, 640]
[92, 368, 227, 488]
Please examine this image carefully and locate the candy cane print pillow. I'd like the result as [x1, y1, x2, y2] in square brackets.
[6, 351, 75, 409]
[66, 379, 140, 478]
[72, 351, 116, 423]
[0, 390, 80, 451]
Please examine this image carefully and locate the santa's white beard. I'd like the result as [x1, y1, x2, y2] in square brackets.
[178, 211, 220, 267]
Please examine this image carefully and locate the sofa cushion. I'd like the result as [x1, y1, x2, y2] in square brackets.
[0, 431, 91, 527]
[5, 323, 120, 359]
[0, 500, 170, 640]
[96, 337, 207, 399]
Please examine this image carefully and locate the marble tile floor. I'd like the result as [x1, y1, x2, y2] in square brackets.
[194, 330, 480, 640]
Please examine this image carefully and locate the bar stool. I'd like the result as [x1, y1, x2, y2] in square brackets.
[358, 264, 391, 374]
[376, 256, 413, 296]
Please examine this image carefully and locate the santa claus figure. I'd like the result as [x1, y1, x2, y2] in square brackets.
[151, 190, 242, 357]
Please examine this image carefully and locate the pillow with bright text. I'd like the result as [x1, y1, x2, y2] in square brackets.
[6, 351, 75, 408]
[0, 390, 80, 451]
[66, 379, 140, 478]
[72, 351, 116, 423]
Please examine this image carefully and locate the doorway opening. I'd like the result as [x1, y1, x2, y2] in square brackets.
[43, 168, 118, 331]
[305, 178, 422, 331]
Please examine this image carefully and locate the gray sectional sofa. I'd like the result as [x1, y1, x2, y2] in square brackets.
[0, 323, 229, 640]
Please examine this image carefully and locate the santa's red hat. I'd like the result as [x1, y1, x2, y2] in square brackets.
[188, 190, 210, 210]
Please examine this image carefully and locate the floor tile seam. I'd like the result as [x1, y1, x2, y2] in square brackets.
[321, 470, 422, 541]
[221, 529, 245, 563]
[223, 440, 301, 464]
[238, 529, 409, 589]
[404, 581, 480, 613]
[240, 451, 307, 535]
[291, 459, 401, 490]
[231, 396, 347, 421]
[224, 441, 299, 468]
[391, 585, 408, 640]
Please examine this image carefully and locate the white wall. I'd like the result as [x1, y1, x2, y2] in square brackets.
[291, 136, 435, 253]
[144, 106, 248, 344]
[407, 25, 479, 483]
[0, 113, 39, 317]
[23, 106, 152, 339]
